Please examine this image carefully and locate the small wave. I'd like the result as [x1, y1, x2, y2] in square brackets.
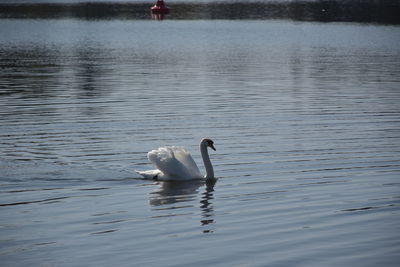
[0, 196, 70, 206]
[90, 229, 118, 235]
[341, 204, 395, 212]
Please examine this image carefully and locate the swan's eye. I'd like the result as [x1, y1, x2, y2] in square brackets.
[206, 139, 216, 151]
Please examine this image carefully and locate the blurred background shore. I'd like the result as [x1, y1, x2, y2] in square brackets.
[1, 0, 399, 24]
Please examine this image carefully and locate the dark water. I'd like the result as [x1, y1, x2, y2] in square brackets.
[1, 18, 400, 266]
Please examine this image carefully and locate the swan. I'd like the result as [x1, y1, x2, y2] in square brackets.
[136, 138, 216, 181]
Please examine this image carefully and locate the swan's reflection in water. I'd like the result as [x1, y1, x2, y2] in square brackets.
[200, 179, 216, 233]
[149, 179, 217, 233]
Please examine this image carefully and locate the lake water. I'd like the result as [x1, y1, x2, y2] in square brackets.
[1, 18, 400, 266]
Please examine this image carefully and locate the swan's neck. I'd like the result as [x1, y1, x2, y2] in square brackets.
[200, 144, 214, 179]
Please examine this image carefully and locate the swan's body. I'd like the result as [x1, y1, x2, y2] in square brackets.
[136, 138, 216, 181]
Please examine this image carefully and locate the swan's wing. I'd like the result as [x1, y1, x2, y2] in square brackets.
[171, 146, 202, 177]
[147, 147, 191, 179]
[147, 146, 202, 179]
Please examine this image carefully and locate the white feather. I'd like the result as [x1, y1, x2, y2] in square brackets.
[136, 139, 215, 181]
[138, 146, 201, 180]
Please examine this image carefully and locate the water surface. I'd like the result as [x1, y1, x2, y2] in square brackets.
[1, 19, 400, 266]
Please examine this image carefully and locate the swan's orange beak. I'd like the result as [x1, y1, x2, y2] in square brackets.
[209, 143, 216, 151]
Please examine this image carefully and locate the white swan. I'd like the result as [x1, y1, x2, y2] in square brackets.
[136, 138, 216, 181]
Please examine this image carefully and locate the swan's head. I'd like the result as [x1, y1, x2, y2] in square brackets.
[201, 138, 216, 151]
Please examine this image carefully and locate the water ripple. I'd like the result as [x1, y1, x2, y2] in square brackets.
[1, 19, 400, 267]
